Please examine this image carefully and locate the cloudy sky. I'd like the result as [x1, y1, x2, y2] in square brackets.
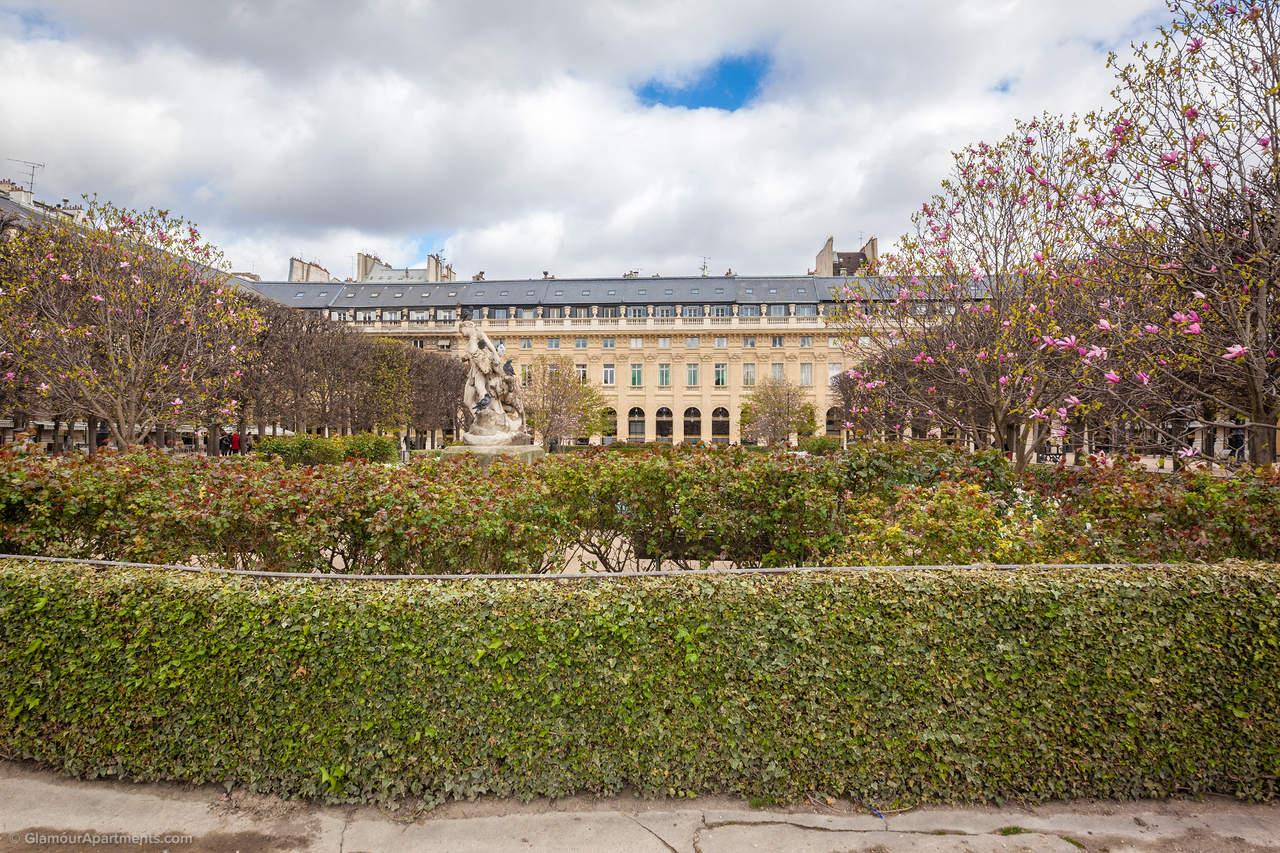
[0, 1, 1168, 281]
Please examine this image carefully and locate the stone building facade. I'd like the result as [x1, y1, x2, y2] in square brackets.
[242, 274, 858, 444]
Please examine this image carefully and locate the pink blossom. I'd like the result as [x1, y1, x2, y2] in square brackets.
[1187, 37, 1206, 53]
[90, 295, 104, 302]
[1051, 425, 1067, 438]
[1187, 322, 1202, 334]
[1097, 318, 1112, 331]
[119, 261, 130, 268]
[1104, 370, 1121, 384]
[1065, 395, 1083, 408]
[1183, 106, 1199, 120]
[1221, 344, 1249, 360]
[1136, 371, 1150, 385]
[59, 274, 71, 281]
[1178, 446, 1198, 458]
[1143, 324, 1160, 333]
[1261, 137, 1272, 148]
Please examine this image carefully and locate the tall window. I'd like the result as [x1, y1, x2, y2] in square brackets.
[742, 363, 756, 386]
[826, 407, 841, 437]
[799, 336, 813, 347]
[771, 362, 785, 381]
[547, 337, 560, 349]
[714, 336, 727, 348]
[796, 304, 819, 316]
[829, 362, 843, 380]
[711, 304, 730, 317]
[627, 305, 647, 318]
[491, 307, 509, 319]
[655, 407, 673, 441]
[683, 407, 702, 443]
[575, 363, 587, 381]
[714, 363, 727, 387]
[658, 363, 671, 387]
[740, 305, 761, 317]
[768, 304, 788, 317]
[630, 337, 643, 348]
[686, 363, 699, 386]
[520, 364, 531, 386]
[658, 336, 671, 348]
[771, 335, 784, 347]
[742, 336, 756, 348]
[682, 305, 704, 318]
[630, 363, 643, 387]
[602, 408, 617, 443]
[628, 407, 645, 440]
[520, 338, 532, 349]
[601, 337, 615, 349]
[799, 363, 813, 386]
[545, 307, 564, 319]
[603, 363, 615, 385]
[574, 337, 587, 349]
[685, 336, 699, 348]
[711, 407, 730, 443]
[656, 305, 676, 317]
[599, 306, 619, 318]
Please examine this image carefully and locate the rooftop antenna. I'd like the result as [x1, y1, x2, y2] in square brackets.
[7, 158, 44, 194]
[699, 256, 710, 277]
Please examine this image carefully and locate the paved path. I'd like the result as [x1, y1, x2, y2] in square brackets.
[1, 762, 1277, 852]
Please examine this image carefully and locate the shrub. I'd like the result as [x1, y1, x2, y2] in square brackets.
[340, 433, 398, 464]
[1, 561, 1276, 806]
[798, 436, 842, 455]
[255, 435, 343, 466]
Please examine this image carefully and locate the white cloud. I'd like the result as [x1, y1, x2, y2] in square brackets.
[0, 0, 1167, 280]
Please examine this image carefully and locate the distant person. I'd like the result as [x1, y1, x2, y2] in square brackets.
[230, 433, 241, 454]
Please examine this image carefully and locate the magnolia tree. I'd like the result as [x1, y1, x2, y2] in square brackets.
[1071, 0, 1280, 464]
[830, 120, 1096, 472]
[0, 201, 260, 447]
[522, 355, 607, 448]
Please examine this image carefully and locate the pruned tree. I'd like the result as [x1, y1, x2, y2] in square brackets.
[741, 376, 810, 445]
[522, 355, 607, 448]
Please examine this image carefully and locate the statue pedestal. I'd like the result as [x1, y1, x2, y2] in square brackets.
[440, 444, 545, 467]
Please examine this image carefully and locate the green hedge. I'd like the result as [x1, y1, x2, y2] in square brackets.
[1, 445, 1279, 573]
[255, 433, 398, 465]
[1, 561, 1276, 805]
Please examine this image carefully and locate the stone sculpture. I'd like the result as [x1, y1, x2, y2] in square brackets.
[459, 316, 529, 446]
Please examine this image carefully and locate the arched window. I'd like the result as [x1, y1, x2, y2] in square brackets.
[711, 407, 730, 444]
[601, 408, 617, 445]
[683, 407, 702, 443]
[826, 407, 841, 437]
[655, 407, 673, 442]
[628, 407, 646, 442]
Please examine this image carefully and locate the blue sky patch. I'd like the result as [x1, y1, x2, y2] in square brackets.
[3, 7, 66, 40]
[989, 77, 1015, 94]
[635, 52, 771, 111]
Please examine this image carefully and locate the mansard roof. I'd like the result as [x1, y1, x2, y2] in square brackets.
[238, 275, 864, 309]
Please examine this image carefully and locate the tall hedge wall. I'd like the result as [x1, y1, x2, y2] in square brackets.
[2, 560, 1277, 805]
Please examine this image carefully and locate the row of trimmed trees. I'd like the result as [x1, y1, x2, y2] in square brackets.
[831, 0, 1280, 470]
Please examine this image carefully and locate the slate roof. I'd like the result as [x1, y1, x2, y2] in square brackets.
[240, 275, 874, 310]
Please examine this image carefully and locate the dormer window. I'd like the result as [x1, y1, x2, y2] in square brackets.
[581, 289, 590, 296]
[295, 292, 305, 298]
[448, 291, 457, 297]
[370, 292, 380, 297]
[393, 292, 403, 298]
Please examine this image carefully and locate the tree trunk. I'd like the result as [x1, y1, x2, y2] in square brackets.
[1249, 414, 1277, 466]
